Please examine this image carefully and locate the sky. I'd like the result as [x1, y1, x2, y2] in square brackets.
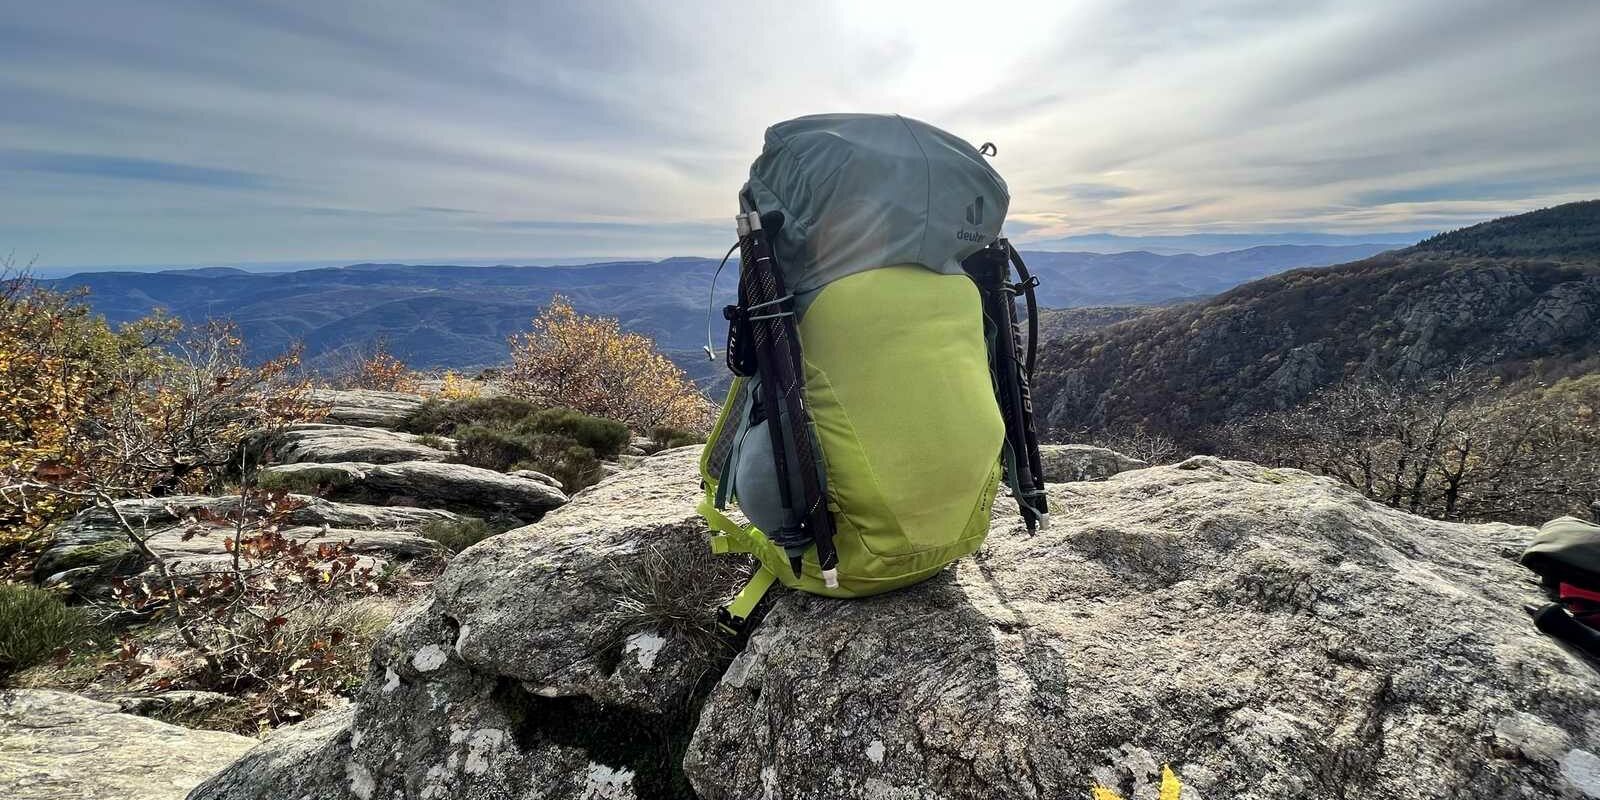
[3, 0, 1599, 269]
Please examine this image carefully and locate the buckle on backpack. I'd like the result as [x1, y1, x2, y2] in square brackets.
[715, 606, 747, 638]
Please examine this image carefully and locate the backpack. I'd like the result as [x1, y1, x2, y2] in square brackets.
[696, 114, 1048, 632]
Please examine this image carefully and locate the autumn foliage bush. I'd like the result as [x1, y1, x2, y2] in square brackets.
[107, 487, 395, 725]
[503, 295, 711, 432]
[330, 337, 419, 393]
[1, 274, 318, 552]
[0, 277, 159, 546]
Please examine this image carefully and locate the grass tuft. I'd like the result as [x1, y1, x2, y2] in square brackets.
[419, 517, 496, 554]
[604, 542, 752, 669]
[0, 583, 105, 679]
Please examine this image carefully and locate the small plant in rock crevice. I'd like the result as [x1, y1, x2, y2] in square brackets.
[0, 583, 107, 679]
[419, 517, 497, 554]
[603, 542, 752, 674]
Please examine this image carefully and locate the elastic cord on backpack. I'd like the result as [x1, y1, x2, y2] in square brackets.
[704, 240, 741, 360]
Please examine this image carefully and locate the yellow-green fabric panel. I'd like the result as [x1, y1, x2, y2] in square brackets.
[696, 265, 1004, 598]
[798, 264, 1004, 566]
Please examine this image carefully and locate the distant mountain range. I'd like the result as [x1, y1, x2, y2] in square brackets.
[1031, 200, 1600, 442]
[1019, 230, 1430, 255]
[44, 241, 1414, 385]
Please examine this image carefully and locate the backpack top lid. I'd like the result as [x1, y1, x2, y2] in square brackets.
[743, 113, 1010, 294]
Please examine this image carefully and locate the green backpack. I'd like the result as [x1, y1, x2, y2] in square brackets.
[698, 114, 1048, 632]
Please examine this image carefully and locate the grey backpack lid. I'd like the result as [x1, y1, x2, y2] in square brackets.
[743, 113, 1009, 294]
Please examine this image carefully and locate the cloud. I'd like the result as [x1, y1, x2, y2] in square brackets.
[1, 0, 1597, 266]
[0, 149, 274, 190]
[1040, 183, 1137, 202]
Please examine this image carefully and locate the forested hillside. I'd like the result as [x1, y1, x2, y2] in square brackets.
[1035, 201, 1600, 443]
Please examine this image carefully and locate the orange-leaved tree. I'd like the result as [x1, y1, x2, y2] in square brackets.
[336, 336, 418, 393]
[503, 295, 711, 432]
[0, 276, 167, 547]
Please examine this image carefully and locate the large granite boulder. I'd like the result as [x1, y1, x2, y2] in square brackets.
[0, 689, 255, 800]
[191, 448, 729, 800]
[1037, 443, 1147, 482]
[192, 450, 1600, 800]
[259, 460, 568, 521]
[267, 424, 454, 465]
[310, 390, 428, 429]
[35, 494, 460, 585]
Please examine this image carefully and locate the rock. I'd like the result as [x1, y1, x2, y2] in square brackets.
[36, 494, 460, 584]
[507, 469, 564, 491]
[310, 389, 427, 429]
[0, 689, 254, 800]
[193, 450, 729, 800]
[687, 456, 1600, 799]
[259, 460, 568, 520]
[1037, 443, 1147, 482]
[194, 449, 1600, 800]
[114, 690, 242, 719]
[268, 424, 454, 465]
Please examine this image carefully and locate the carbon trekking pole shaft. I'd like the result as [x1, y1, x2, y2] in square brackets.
[1005, 241, 1050, 525]
[965, 242, 1043, 530]
[735, 217, 804, 559]
[737, 207, 841, 584]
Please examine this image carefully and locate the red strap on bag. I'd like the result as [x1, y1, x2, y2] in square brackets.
[1559, 582, 1600, 627]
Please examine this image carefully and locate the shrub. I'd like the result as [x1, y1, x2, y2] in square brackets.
[0, 583, 103, 678]
[332, 337, 418, 392]
[650, 426, 705, 452]
[1, 277, 316, 554]
[436, 371, 482, 400]
[443, 405, 627, 490]
[502, 295, 712, 432]
[517, 407, 630, 459]
[420, 517, 494, 554]
[107, 495, 396, 725]
[401, 396, 542, 436]
[452, 424, 535, 472]
[513, 444, 600, 493]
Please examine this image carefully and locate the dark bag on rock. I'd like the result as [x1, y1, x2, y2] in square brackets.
[1522, 515, 1600, 589]
[1522, 516, 1600, 651]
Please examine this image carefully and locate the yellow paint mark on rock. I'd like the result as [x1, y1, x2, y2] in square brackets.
[1091, 764, 1183, 800]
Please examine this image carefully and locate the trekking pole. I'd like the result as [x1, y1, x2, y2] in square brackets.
[734, 202, 841, 586]
[964, 240, 1049, 531]
[1005, 241, 1050, 527]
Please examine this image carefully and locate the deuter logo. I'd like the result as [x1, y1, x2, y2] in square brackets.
[956, 194, 990, 243]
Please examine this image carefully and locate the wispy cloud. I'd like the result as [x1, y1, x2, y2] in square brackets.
[0, 149, 274, 190]
[1, 0, 1597, 266]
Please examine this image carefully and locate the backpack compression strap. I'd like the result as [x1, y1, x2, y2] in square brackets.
[717, 566, 776, 636]
[699, 495, 777, 635]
